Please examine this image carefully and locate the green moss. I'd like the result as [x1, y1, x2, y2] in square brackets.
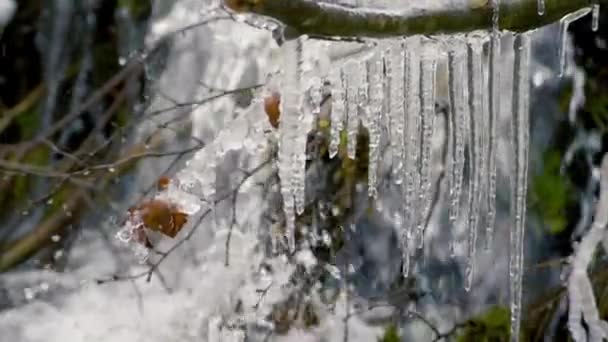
[117, 0, 151, 21]
[93, 42, 120, 86]
[529, 150, 573, 235]
[379, 325, 400, 342]
[584, 77, 608, 132]
[456, 306, 510, 342]
[8, 146, 50, 206]
[14, 108, 39, 139]
[302, 302, 320, 328]
[558, 81, 573, 116]
[114, 107, 131, 128]
[42, 186, 70, 219]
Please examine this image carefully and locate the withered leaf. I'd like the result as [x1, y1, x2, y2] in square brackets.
[135, 199, 189, 238]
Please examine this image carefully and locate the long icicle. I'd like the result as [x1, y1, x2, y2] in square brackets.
[447, 39, 469, 258]
[278, 37, 305, 251]
[387, 40, 407, 185]
[345, 60, 360, 160]
[446, 47, 456, 254]
[329, 65, 346, 158]
[486, 0, 501, 250]
[403, 38, 421, 276]
[592, 3, 600, 32]
[367, 51, 384, 198]
[417, 45, 438, 249]
[464, 40, 484, 291]
[510, 33, 531, 342]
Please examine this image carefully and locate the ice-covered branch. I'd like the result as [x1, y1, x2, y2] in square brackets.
[567, 153, 608, 342]
[226, 0, 595, 38]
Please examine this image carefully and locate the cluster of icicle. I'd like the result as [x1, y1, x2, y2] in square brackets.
[275, 2, 601, 342]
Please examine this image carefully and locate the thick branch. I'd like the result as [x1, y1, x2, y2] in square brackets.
[239, 0, 596, 38]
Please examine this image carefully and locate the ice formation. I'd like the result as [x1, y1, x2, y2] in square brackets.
[509, 33, 531, 342]
[558, 7, 594, 77]
[269, 4, 601, 342]
[537, 0, 545, 16]
[485, 0, 501, 250]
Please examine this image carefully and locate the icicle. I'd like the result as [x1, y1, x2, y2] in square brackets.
[386, 40, 407, 185]
[402, 38, 421, 276]
[344, 60, 361, 160]
[447, 41, 468, 257]
[278, 37, 305, 251]
[309, 76, 324, 117]
[464, 40, 484, 291]
[356, 58, 369, 140]
[486, 9, 501, 250]
[537, 0, 545, 16]
[329, 67, 346, 158]
[293, 39, 323, 216]
[592, 3, 600, 32]
[366, 51, 384, 198]
[293, 138, 308, 216]
[559, 7, 593, 77]
[416, 45, 438, 249]
[510, 33, 531, 342]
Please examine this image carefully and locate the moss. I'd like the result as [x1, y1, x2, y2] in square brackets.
[117, 0, 151, 21]
[318, 118, 330, 130]
[584, 77, 608, 132]
[529, 149, 574, 235]
[302, 302, 320, 328]
[10, 146, 50, 205]
[378, 324, 400, 342]
[456, 306, 511, 342]
[92, 42, 120, 87]
[42, 186, 70, 219]
[14, 108, 39, 139]
[114, 107, 131, 128]
[558, 81, 573, 116]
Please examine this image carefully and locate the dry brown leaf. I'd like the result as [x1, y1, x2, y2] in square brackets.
[157, 176, 171, 191]
[132, 199, 189, 238]
[264, 91, 281, 129]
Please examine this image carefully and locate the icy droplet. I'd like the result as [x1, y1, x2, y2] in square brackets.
[537, 0, 545, 15]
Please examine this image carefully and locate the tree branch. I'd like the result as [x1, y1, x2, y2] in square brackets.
[235, 0, 596, 38]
